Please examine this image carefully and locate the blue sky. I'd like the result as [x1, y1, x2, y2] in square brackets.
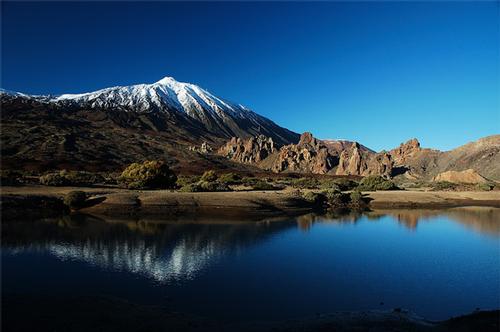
[1, 2, 499, 151]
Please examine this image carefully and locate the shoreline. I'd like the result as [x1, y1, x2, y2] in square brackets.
[2, 293, 498, 332]
[1, 186, 499, 219]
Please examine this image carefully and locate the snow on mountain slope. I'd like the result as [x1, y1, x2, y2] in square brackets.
[52, 77, 248, 117]
[0, 77, 299, 145]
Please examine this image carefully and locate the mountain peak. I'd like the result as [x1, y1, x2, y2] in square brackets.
[155, 76, 179, 85]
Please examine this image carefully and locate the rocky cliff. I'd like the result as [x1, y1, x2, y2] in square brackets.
[218, 135, 276, 164]
[219, 132, 394, 177]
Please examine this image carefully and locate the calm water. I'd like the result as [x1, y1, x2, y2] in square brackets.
[2, 207, 499, 322]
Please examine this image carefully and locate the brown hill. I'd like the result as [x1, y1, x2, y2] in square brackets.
[388, 136, 500, 180]
[433, 169, 491, 184]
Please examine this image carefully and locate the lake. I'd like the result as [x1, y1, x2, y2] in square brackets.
[2, 207, 499, 325]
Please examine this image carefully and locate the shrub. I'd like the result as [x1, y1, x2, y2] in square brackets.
[179, 183, 202, 192]
[477, 183, 495, 191]
[39, 170, 105, 187]
[323, 189, 349, 208]
[241, 177, 259, 187]
[291, 177, 320, 189]
[349, 190, 366, 208]
[302, 191, 324, 203]
[63, 171, 105, 186]
[357, 175, 399, 191]
[251, 180, 281, 191]
[63, 191, 87, 210]
[40, 172, 68, 186]
[274, 177, 293, 186]
[118, 160, 177, 189]
[318, 178, 342, 191]
[333, 178, 359, 191]
[200, 170, 218, 182]
[198, 180, 231, 192]
[179, 180, 230, 192]
[218, 173, 242, 185]
[431, 181, 458, 191]
[176, 175, 200, 188]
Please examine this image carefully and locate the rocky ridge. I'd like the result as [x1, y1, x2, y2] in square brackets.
[218, 133, 500, 180]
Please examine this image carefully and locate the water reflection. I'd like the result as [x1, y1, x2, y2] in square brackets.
[297, 207, 500, 236]
[2, 207, 499, 283]
[2, 215, 294, 282]
[2, 207, 499, 321]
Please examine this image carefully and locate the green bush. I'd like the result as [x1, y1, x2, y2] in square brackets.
[198, 180, 230, 192]
[200, 170, 218, 182]
[302, 191, 324, 203]
[323, 189, 349, 208]
[431, 181, 458, 191]
[218, 173, 242, 185]
[179, 180, 230, 192]
[179, 183, 203, 192]
[251, 180, 281, 191]
[63, 191, 87, 210]
[291, 177, 320, 189]
[40, 172, 68, 186]
[176, 175, 200, 188]
[274, 177, 293, 186]
[318, 178, 342, 191]
[349, 190, 366, 208]
[118, 160, 177, 189]
[39, 170, 105, 187]
[333, 177, 359, 191]
[476, 183, 495, 191]
[357, 175, 399, 191]
[62, 170, 105, 186]
[241, 177, 259, 187]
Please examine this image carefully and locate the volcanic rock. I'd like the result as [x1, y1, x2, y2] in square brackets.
[218, 135, 276, 164]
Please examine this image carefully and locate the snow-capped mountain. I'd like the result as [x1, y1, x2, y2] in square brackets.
[0, 77, 298, 145]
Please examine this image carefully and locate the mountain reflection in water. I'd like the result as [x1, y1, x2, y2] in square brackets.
[2, 215, 295, 282]
[3, 207, 498, 284]
[2, 207, 499, 322]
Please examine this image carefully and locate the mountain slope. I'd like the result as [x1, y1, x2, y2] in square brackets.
[388, 136, 500, 180]
[0, 77, 298, 172]
[0, 77, 299, 146]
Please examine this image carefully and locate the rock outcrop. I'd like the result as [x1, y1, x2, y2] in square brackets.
[218, 135, 275, 164]
[336, 143, 393, 177]
[433, 169, 490, 184]
[271, 133, 393, 176]
[271, 132, 337, 174]
[389, 138, 421, 164]
[188, 142, 213, 154]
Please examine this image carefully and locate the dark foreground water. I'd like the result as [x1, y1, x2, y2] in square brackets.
[2, 207, 499, 323]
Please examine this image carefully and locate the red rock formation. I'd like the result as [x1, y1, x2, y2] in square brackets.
[218, 135, 275, 164]
[271, 132, 336, 174]
[219, 132, 395, 177]
[389, 138, 421, 164]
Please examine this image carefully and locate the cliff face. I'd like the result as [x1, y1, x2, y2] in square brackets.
[217, 135, 276, 164]
[389, 138, 422, 164]
[271, 132, 337, 174]
[335, 143, 393, 177]
[219, 132, 393, 177]
[218, 133, 500, 180]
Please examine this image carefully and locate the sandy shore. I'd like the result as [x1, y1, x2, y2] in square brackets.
[1, 186, 499, 219]
[365, 190, 500, 208]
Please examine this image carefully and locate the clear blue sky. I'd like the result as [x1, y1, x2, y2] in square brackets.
[1, 2, 499, 151]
